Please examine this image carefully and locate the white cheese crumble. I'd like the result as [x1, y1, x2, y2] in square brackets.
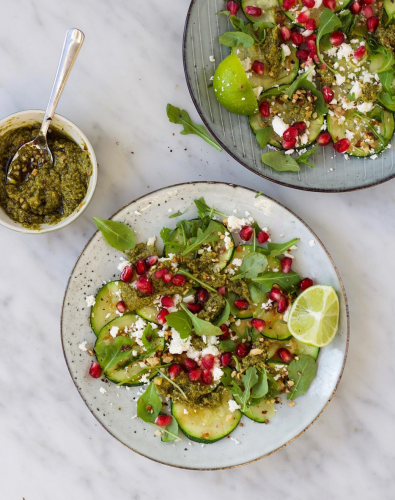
[228, 400, 241, 413]
[78, 341, 88, 351]
[212, 366, 224, 381]
[99, 387, 107, 395]
[356, 102, 374, 113]
[147, 236, 156, 246]
[110, 326, 119, 338]
[253, 86, 263, 99]
[232, 258, 243, 267]
[240, 57, 252, 72]
[209, 55, 216, 62]
[168, 329, 190, 354]
[335, 74, 346, 86]
[85, 295, 96, 307]
[226, 215, 247, 231]
[309, 239, 316, 247]
[281, 44, 291, 57]
[272, 116, 289, 138]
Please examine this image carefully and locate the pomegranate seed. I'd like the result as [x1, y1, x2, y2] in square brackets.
[136, 276, 154, 295]
[303, 0, 315, 7]
[234, 299, 249, 310]
[187, 303, 202, 313]
[297, 10, 311, 23]
[280, 26, 291, 41]
[116, 300, 127, 313]
[350, 0, 362, 13]
[188, 369, 202, 382]
[202, 369, 213, 385]
[291, 32, 304, 46]
[257, 230, 270, 243]
[220, 352, 232, 367]
[277, 296, 288, 314]
[364, 0, 375, 4]
[219, 324, 230, 340]
[154, 268, 167, 279]
[306, 33, 316, 41]
[157, 308, 169, 325]
[283, 0, 297, 8]
[305, 18, 316, 30]
[89, 361, 102, 378]
[281, 256, 292, 274]
[172, 274, 187, 286]
[317, 132, 332, 146]
[183, 358, 197, 371]
[196, 287, 209, 303]
[367, 15, 379, 31]
[251, 318, 266, 332]
[283, 126, 298, 142]
[296, 49, 308, 61]
[322, 86, 334, 103]
[333, 138, 350, 153]
[244, 5, 262, 15]
[354, 46, 366, 59]
[168, 363, 182, 379]
[282, 138, 297, 150]
[323, 0, 336, 9]
[235, 343, 250, 358]
[259, 100, 271, 117]
[240, 225, 254, 241]
[146, 255, 158, 267]
[269, 287, 282, 302]
[306, 39, 317, 52]
[293, 121, 307, 134]
[155, 415, 172, 427]
[309, 52, 320, 63]
[252, 60, 265, 75]
[135, 258, 148, 275]
[162, 271, 173, 283]
[277, 347, 293, 363]
[300, 277, 314, 290]
[220, 324, 229, 333]
[329, 31, 345, 47]
[120, 265, 134, 283]
[226, 0, 240, 15]
[362, 5, 374, 17]
[218, 286, 226, 295]
[161, 295, 174, 308]
[201, 354, 215, 369]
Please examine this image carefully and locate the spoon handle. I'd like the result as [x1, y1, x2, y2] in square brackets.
[40, 28, 85, 136]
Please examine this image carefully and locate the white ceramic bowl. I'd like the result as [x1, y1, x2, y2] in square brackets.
[0, 110, 97, 233]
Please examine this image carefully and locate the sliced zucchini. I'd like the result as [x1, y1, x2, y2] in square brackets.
[230, 318, 252, 338]
[94, 314, 163, 386]
[136, 305, 160, 324]
[231, 44, 299, 92]
[254, 306, 291, 340]
[242, 398, 276, 423]
[230, 245, 280, 271]
[327, 105, 395, 157]
[266, 337, 320, 360]
[384, 0, 395, 21]
[171, 390, 241, 443]
[91, 281, 124, 336]
[242, 0, 278, 23]
[282, 0, 350, 26]
[229, 292, 254, 319]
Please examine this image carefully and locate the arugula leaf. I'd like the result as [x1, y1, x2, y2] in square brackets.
[217, 10, 230, 16]
[283, 67, 327, 116]
[182, 220, 223, 256]
[230, 252, 268, 281]
[255, 191, 263, 198]
[339, 9, 357, 36]
[214, 299, 231, 326]
[194, 197, 227, 218]
[137, 383, 162, 423]
[219, 339, 237, 352]
[93, 218, 136, 251]
[261, 152, 300, 172]
[228, 15, 272, 44]
[232, 367, 259, 411]
[251, 368, 268, 399]
[141, 324, 159, 349]
[296, 145, 317, 168]
[379, 70, 395, 94]
[180, 303, 222, 337]
[160, 227, 176, 245]
[287, 354, 317, 400]
[248, 281, 269, 302]
[169, 208, 189, 219]
[267, 238, 299, 257]
[219, 31, 255, 48]
[165, 310, 192, 339]
[221, 366, 233, 386]
[94, 335, 136, 371]
[252, 270, 301, 291]
[353, 111, 386, 145]
[166, 104, 222, 151]
[316, 9, 342, 71]
[160, 414, 179, 442]
[255, 127, 272, 149]
[378, 91, 395, 110]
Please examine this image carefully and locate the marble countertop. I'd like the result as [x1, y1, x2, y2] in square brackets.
[1, 0, 394, 498]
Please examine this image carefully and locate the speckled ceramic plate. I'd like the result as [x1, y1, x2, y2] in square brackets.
[183, 0, 395, 192]
[61, 182, 349, 469]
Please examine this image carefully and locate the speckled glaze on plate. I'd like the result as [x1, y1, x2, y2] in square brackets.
[183, 0, 395, 192]
[61, 182, 349, 469]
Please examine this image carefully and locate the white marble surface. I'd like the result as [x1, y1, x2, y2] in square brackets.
[0, 0, 394, 498]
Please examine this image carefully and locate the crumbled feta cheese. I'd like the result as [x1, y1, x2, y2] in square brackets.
[232, 258, 243, 267]
[253, 86, 263, 99]
[226, 215, 247, 232]
[314, 0, 322, 7]
[209, 55, 216, 62]
[183, 409, 189, 415]
[272, 116, 289, 138]
[228, 400, 241, 413]
[99, 387, 107, 395]
[147, 236, 156, 246]
[309, 239, 316, 247]
[230, 437, 240, 445]
[240, 57, 252, 72]
[85, 295, 96, 307]
[79, 341, 88, 351]
[168, 329, 190, 354]
[134, 210, 141, 216]
[110, 326, 119, 338]
[357, 102, 374, 113]
[345, 130, 355, 141]
[350, 81, 362, 99]
[281, 44, 291, 57]
[212, 367, 224, 381]
[183, 295, 195, 304]
[335, 74, 346, 86]
[370, 154, 378, 160]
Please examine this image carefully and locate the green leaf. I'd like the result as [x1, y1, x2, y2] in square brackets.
[339, 9, 357, 36]
[267, 238, 299, 257]
[230, 252, 268, 281]
[182, 220, 223, 256]
[165, 310, 192, 339]
[177, 268, 217, 293]
[287, 354, 317, 400]
[248, 281, 268, 302]
[283, 68, 327, 116]
[180, 303, 222, 337]
[94, 335, 136, 371]
[252, 270, 301, 291]
[137, 383, 162, 423]
[221, 366, 233, 386]
[251, 368, 268, 399]
[296, 145, 318, 168]
[166, 104, 222, 151]
[193, 197, 227, 218]
[219, 339, 237, 352]
[379, 70, 395, 94]
[261, 152, 300, 172]
[219, 31, 255, 48]
[214, 299, 231, 326]
[160, 415, 179, 442]
[255, 127, 271, 149]
[232, 367, 259, 411]
[93, 218, 136, 251]
[169, 208, 189, 219]
[217, 10, 230, 16]
[352, 111, 386, 146]
[316, 9, 342, 71]
[141, 323, 158, 349]
[255, 191, 263, 198]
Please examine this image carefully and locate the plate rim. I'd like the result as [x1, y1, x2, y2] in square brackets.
[182, 0, 395, 193]
[60, 180, 350, 470]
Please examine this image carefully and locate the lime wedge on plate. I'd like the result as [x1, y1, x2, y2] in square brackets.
[213, 54, 258, 115]
[287, 285, 340, 347]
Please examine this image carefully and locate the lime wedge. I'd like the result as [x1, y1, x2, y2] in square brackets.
[213, 54, 258, 115]
[287, 285, 340, 347]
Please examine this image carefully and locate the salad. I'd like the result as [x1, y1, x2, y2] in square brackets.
[85, 198, 340, 444]
[212, 0, 395, 172]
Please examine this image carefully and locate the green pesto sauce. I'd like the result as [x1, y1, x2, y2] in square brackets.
[262, 26, 282, 79]
[0, 124, 92, 229]
[125, 243, 158, 265]
[360, 82, 380, 103]
[374, 23, 395, 51]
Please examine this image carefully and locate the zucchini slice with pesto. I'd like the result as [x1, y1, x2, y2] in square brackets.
[242, 0, 279, 24]
[266, 337, 320, 360]
[242, 398, 276, 423]
[254, 306, 292, 340]
[91, 281, 124, 335]
[281, 0, 350, 27]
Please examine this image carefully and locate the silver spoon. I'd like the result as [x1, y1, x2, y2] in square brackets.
[6, 28, 85, 184]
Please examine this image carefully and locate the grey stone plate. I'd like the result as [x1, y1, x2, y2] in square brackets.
[61, 182, 349, 469]
[183, 0, 395, 192]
